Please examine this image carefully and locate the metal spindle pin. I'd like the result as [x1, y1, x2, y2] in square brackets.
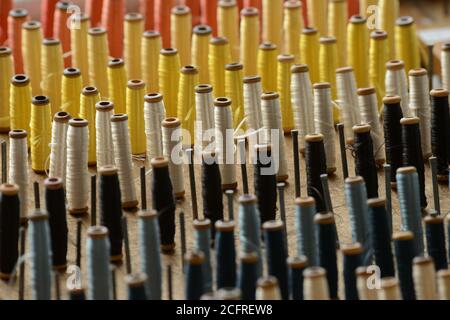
[429, 157, 441, 214]
[91, 175, 96, 226]
[122, 216, 132, 274]
[337, 124, 349, 179]
[168, 265, 173, 300]
[428, 44, 434, 90]
[384, 164, 393, 234]
[34, 181, 40, 209]
[111, 266, 117, 300]
[291, 130, 301, 198]
[320, 174, 333, 212]
[187, 149, 198, 220]
[140, 166, 147, 210]
[1, 141, 6, 184]
[179, 211, 187, 272]
[277, 182, 289, 252]
[76, 219, 82, 269]
[54, 272, 61, 300]
[226, 190, 234, 221]
[238, 139, 249, 194]
[18, 227, 26, 300]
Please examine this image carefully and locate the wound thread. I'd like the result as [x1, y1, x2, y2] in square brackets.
[294, 197, 318, 266]
[80, 86, 100, 166]
[393, 231, 416, 300]
[254, 144, 277, 223]
[424, 215, 448, 271]
[305, 134, 327, 213]
[342, 243, 362, 300]
[215, 220, 237, 289]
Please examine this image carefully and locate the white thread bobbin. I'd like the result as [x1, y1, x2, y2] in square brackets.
[355, 267, 378, 300]
[214, 98, 237, 190]
[313, 83, 337, 174]
[409, 68, 432, 159]
[442, 44, 450, 100]
[303, 267, 330, 300]
[261, 92, 289, 181]
[144, 93, 166, 161]
[8, 130, 29, 222]
[357, 88, 386, 165]
[413, 256, 437, 300]
[195, 85, 215, 149]
[336, 67, 361, 144]
[291, 64, 315, 152]
[95, 101, 115, 168]
[161, 117, 185, 199]
[386, 60, 411, 116]
[378, 277, 401, 300]
[49, 112, 70, 182]
[255, 276, 282, 300]
[437, 269, 450, 300]
[243, 76, 263, 131]
[66, 118, 89, 216]
[111, 114, 139, 209]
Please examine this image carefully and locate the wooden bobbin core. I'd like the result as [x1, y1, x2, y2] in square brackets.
[302, 27, 317, 35]
[11, 74, 29, 87]
[349, 15, 366, 24]
[295, 196, 315, 208]
[242, 7, 259, 17]
[278, 54, 295, 63]
[150, 156, 169, 168]
[239, 194, 257, 205]
[43, 38, 60, 46]
[195, 84, 213, 94]
[108, 58, 124, 68]
[437, 269, 450, 280]
[383, 95, 401, 105]
[193, 219, 211, 230]
[9, 129, 27, 139]
[161, 243, 176, 255]
[409, 68, 427, 77]
[32, 95, 50, 106]
[143, 30, 161, 39]
[185, 251, 205, 265]
[210, 37, 228, 46]
[54, 111, 71, 123]
[287, 256, 308, 269]
[259, 42, 277, 51]
[303, 266, 326, 279]
[98, 165, 118, 176]
[341, 243, 363, 256]
[313, 82, 331, 90]
[305, 133, 324, 143]
[320, 36, 336, 45]
[371, 30, 387, 40]
[380, 277, 399, 290]
[88, 225, 108, 239]
[126, 273, 148, 287]
[88, 27, 106, 36]
[336, 66, 353, 74]
[63, 67, 81, 78]
[69, 118, 88, 128]
[96, 101, 114, 112]
[367, 197, 386, 208]
[128, 79, 145, 90]
[400, 117, 420, 126]
[352, 123, 371, 134]
[160, 48, 178, 56]
[397, 166, 417, 175]
[424, 215, 444, 225]
[111, 113, 129, 123]
[0, 183, 19, 196]
[225, 62, 243, 71]
[181, 65, 199, 75]
[214, 97, 232, 108]
[0, 47, 12, 57]
[357, 87, 376, 96]
[262, 220, 283, 232]
[243, 75, 261, 84]
[396, 16, 414, 27]
[314, 212, 335, 225]
[215, 220, 235, 232]
[345, 176, 364, 185]
[172, 4, 191, 16]
[217, 288, 241, 300]
[125, 12, 143, 22]
[442, 43, 450, 51]
[284, 0, 301, 10]
[430, 88, 449, 98]
[413, 256, 433, 267]
[193, 25, 212, 36]
[386, 60, 404, 71]
[291, 64, 309, 74]
[44, 177, 63, 190]
[257, 276, 279, 289]
[23, 20, 41, 30]
[240, 251, 258, 264]
[138, 209, 158, 220]
[145, 92, 164, 103]
[392, 231, 414, 241]
[28, 209, 49, 222]
[82, 86, 98, 96]
[161, 117, 180, 128]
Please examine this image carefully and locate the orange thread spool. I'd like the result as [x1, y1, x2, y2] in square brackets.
[102, 0, 125, 58]
[53, 2, 71, 67]
[8, 9, 28, 74]
[0, 0, 12, 45]
[86, 0, 104, 27]
[200, 0, 218, 35]
[41, 0, 58, 37]
[184, 0, 201, 26]
[155, 0, 173, 48]
[140, 0, 155, 30]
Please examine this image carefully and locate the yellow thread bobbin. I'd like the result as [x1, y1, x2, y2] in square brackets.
[41, 38, 63, 115]
[177, 66, 199, 147]
[240, 7, 260, 77]
[277, 54, 295, 133]
[159, 48, 181, 117]
[225, 62, 245, 130]
[22, 21, 42, 96]
[0, 47, 12, 132]
[258, 42, 278, 93]
[328, 0, 348, 67]
[378, 0, 399, 60]
[369, 30, 389, 109]
[300, 27, 320, 85]
[348, 15, 370, 88]
[62, 67, 82, 117]
[88, 27, 109, 99]
[124, 13, 144, 80]
[209, 37, 231, 98]
[142, 31, 162, 93]
[307, 0, 328, 36]
[218, 0, 240, 62]
[319, 36, 339, 122]
[10, 74, 31, 134]
[80, 86, 100, 166]
[262, 0, 283, 48]
[107, 58, 127, 115]
[192, 25, 212, 84]
[70, 13, 90, 86]
[283, 1, 303, 63]
[171, 5, 192, 67]
[395, 16, 421, 74]
[30, 95, 52, 174]
[126, 79, 147, 155]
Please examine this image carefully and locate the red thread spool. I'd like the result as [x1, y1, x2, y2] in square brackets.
[7, 8, 28, 74]
[183, 0, 201, 26]
[140, 0, 155, 30]
[348, 0, 360, 17]
[41, 0, 58, 37]
[54, 1, 72, 67]
[155, 0, 174, 47]
[102, 0, 125, 58]
[0, 0, 12, 45]
[200, 0, 217, 36]
[86, 0, 104, 27]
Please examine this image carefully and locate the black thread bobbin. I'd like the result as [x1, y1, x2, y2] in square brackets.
[0, 184, 20, 280]
[263, 220, 289, 300]
[44, 177, 68, 272]
[185, 251, 205, 300]
[342, 243, 363, 300]
[424, 215, 448, 271]
[430, 89, 450, 182]
[305, 134, 327, 213]
[253, 144, 277, 223]
[99, 165, 123, 263]
[367, 198, 395, 278]
[288, 256, 308, 300]
[353, 124, 379, 199]
[239, 251, 258, 300]
[401, 117, 427, 208]
[201, 151, 223, 240]
[151, 157, 176, 254]
[315, 212, 339, 299]
[393, 231, 416, 300]
[215, 220, 237, 289]
[126, 273, 148, 300]
[382, 95, 404, 186]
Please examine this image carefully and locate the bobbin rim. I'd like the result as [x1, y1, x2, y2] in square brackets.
[214, 97, 232, 107]
[181, 65, 199, 75]
[413, 256, 433, 265]
[408, 68, 427, 77]
[341, 243, 363, 255]
[88, 27, 107, 35]
[295, 196, 315, 207]
[87, 225, 109, 238]
[111, 113, 129, 122]
[386, 60, 405, 70]
[367, 198, 386, 208]
[145, 92, 164, 102]
[355, 266, 371, 276]
[243, 75, 261, 83]
[424, 215, 444, 224]
[239, 194, 257, 204]
[143, 30, 161, 38]
[371, 30, 388, 39]
[380, 277, 398, 289]
[0, 47, 12, 57]
[195, 84, 213, 93]
[442, 43, 450, 51]
[303, 266, 326, 278]
[392, 231, 414, 241]
[69, 118, 89, 127]
[291, 64, 309, 73]
[172, 4, 191, 15]
[138, 209, 158, 220]
[254, 143, 272, 153]
[396, 166, 417, 174]
[345, 176, 364, 185]
[215, 220, 235, 231]
[185, 251, 205, 265]
[262, 220, 283, 231]
[349, 15, 367, 24]
[430, 88, 449, 97]
[108, 58, 125, 68]
[193, 219, 212, 230]
[400, 117, 420, 125]
[259, 42, 277, 50]
[63, 67, 81, 77]
[150, 156, 169, 168]
[302, 27, 318, 35]
[383, 95, 402, 104]
[125, 273, 148, 287]
[9, 8, 28, 18]
[320, 36, 337, 44]
[125, 12, 144, 22]
[210, 37, 228, 45]
[23, 20, 41, 30]
[305, 133, 324, 142]
[240, 251, 259, 263]
[278, 54, 295, 62]
[193, 24, 212, 35]
[96, 101, 114, 112]
[396, 16, 414, 26]
[161, 117, 181, 128]
[219, 0, 237, 8]
[160, 48, 178, 56]
[9, 129, 28, 139]
[257, 276, 279, 288]
[242, 7, 259, 16]
[53, 111, 71, 123]
[0, 183, 19, 196]
[216, 288, 241, 300]
[336, 66, 354, 74]
[314, 82, 331, 90]
[357, 87, 376, 96]
[11, 74, 30, 86]
[82, 86, 99, 96]
[28, 209, 49, 221]
[352, 124, 371, 133]
[225, 62, 243, 71]
[32, 95, 50, 105]
[127, 79, 146, 89]
[284, 0, 302, 9]
[437, 269, 450, 278]
[42, 38, 61, 46]
[261, 92, 280, 100]
[98, 165, 119, 176]
[314, 212, 335, 224]
[44, 177, 63, 190]
[287, 256, 308, 269]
